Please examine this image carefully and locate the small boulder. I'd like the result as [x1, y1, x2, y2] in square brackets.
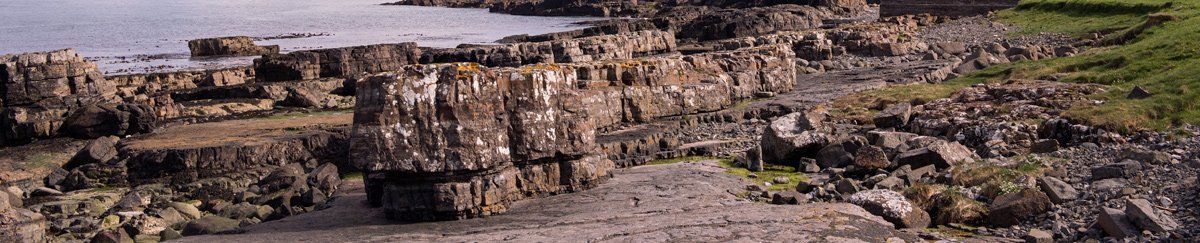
[29, 187, 62, 197]
[848, 189, 930, 229]
[760, 111, 830, 164]
[1127, 86, 1152, 99]
[987, 188, 1051, 227]
[771, 190, 807, 205]
[817, 144, 853, 168]
[853, 145, 891, 170]
[1036, 177, 1078, 203]
[1124, 198, 1179, 233]
[896, 142, 976, 169]
[834, 179, 862, 195]
[65, 136, 120, 170]
[168, 202, 202, 220]
[1097, 207, 1139, 238]
[1090, 160, 1142, 180]
[1029, 139, 1059, 154]
[866, 131, 917, 151]
[772, 177, 790, 184]
[872, 103, 912, 129]
[159, 228, 183, 241]
[182, 216, 240, 236]
[1119, 148, 1171, 165]
[1023, 229, 1053, 243]
[745, 146, 764, 172]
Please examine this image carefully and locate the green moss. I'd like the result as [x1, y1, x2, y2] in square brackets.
[717, 160, 809, 191]
[341, 172, 364, 180]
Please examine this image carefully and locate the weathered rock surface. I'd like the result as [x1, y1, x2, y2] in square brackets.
[422, 30, 675, 67]
[176, 161, 921, 242]
[848, 189, 930, 229]
[254, 43, 422, 81]
[187, 36, 280, 57]
[1, 49, 119, 145]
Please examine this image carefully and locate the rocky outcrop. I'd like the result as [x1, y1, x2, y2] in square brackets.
[677, 4, 827, 41]
[254, 43, 422, 82]
[881, 0, 1019, 17]
[187, 36, 280, 57]
[423, 30, 676, 67]
[1, 49, 119, 145]
[352, 41, 797, 220]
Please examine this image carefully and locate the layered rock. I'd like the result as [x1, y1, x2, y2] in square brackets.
[254, 43, 422, 82]
[423, 30, 676, 67]
[1, 49, 119, 145]
[187, 36, 280, 57]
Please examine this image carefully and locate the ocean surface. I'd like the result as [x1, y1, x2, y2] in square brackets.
[0, 0, 600, 74]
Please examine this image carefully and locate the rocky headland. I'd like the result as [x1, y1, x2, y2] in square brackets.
[3, 0, 1197, 242]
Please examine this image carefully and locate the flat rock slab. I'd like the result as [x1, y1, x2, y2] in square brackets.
[176, 160, 920, 242]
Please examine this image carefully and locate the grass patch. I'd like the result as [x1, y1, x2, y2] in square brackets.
[836, 0, 1200, 132]
[15, 152, 69, 171]
[718, 160, 809, 191]
[341, 172, 364, 180]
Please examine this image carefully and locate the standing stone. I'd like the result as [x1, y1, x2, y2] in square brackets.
[746, 146, 764, 172]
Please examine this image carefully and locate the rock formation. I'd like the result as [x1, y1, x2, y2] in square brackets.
[0, 49, 119, 145]
[254, 43, 422, 81]
[187, 36, 280, 57]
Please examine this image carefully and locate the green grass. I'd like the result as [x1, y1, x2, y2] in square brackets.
[717, 160, 809, 191]
[261, 109, 352, 120]
[836, 0, 1200, 132]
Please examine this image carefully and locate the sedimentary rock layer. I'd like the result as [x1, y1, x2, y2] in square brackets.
[422, 30, 676, 67]
[187, 36, 280, 57]
[254, 43, 422, 82]
[0, 49, 118, 145]
[350, 44, 796, 220]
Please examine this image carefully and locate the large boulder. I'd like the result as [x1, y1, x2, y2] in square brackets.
[182, 216, 240, 236]
[895, 141, 976, 169]
[63, 136, 120, 170]
[61, 103, 155, 139]
[872, 103, 912, 129]
[1124, 198, 1179, 233]
[848, 189, 930, 229]
[760, 110, 830, 165]
[987, 188, 1051, 227]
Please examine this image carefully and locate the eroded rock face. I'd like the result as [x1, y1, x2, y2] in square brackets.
[353, 43, 798, 220]
[254, 43, 422, 82]
[187, 36, 280, 57]
[422, 30, 676, 67]
[1, 49, 119, 145]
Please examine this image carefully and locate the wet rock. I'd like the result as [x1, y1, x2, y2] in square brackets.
[1127, 86, 1152, 99]
[895, 142, 976, 169]
[182, 216, 240, 236]
[848, 189, 930, 229]
[1124, 198, 1179, 233]
[872, 103, 912, 129]
[853, 145, 892, 170]
[987, 188, 1051, 227]
[188, 36, 279, 57]
[1090, 160, 1142, 180]
[1097, 207, 1139, 238]
[1035, 177, 1077, 203]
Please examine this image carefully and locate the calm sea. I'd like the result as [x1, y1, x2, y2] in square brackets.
[0, 0, 599, 74]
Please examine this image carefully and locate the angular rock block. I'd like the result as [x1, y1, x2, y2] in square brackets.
[422, 30, 676, 67]
[187, 36, 280, 57]
[254, 43, 422, 81]
[1, 49, 119, 144]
